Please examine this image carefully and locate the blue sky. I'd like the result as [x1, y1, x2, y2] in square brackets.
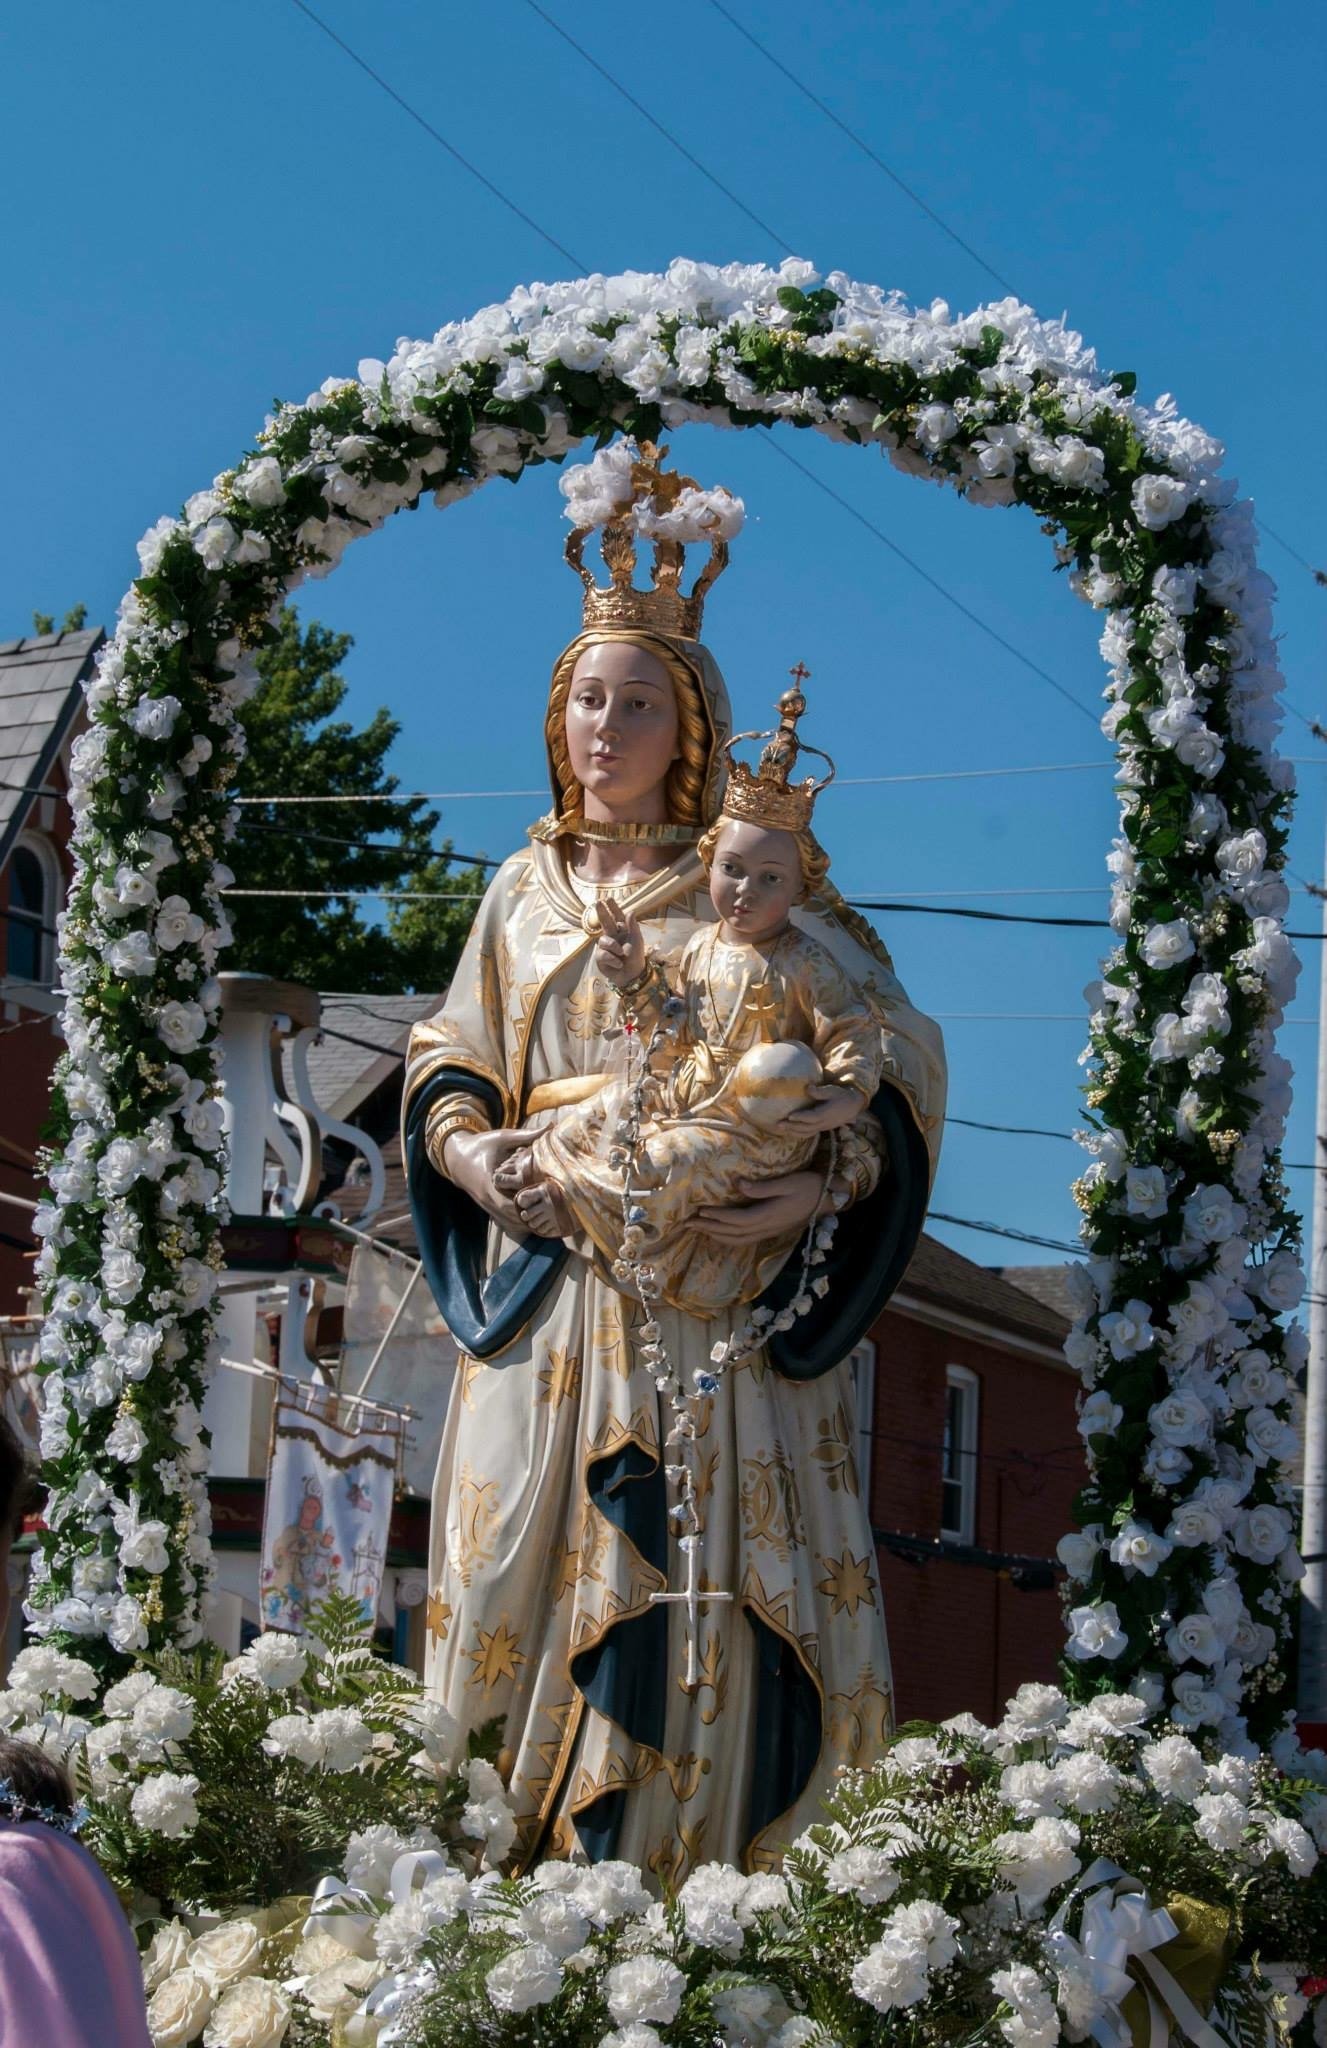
[4, 0, 1325, 1269]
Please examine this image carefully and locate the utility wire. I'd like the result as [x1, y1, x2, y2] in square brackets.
[705, 0, 1020, 297]
[927, 1211, 1082, 1255]
[763, 440, 1099, 726]
[285, 0, 588, 272]
[521, 1, 793, 256]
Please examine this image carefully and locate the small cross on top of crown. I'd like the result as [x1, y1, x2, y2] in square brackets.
[788, 661, 811, 689]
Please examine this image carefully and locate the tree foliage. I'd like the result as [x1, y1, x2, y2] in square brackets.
[228, 606, 487, 993]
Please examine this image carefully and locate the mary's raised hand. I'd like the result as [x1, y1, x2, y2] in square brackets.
[595, 895, 647, 987]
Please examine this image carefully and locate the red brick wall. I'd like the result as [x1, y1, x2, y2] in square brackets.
[867, 1306, 1085, 1727]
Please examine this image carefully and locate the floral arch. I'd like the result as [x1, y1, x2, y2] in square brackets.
[32, 256, 1303, 1752]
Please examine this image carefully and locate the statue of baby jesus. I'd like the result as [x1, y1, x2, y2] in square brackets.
[497, 684, 886, 1317]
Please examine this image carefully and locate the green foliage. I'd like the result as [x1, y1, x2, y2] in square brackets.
[31, 603, 87, 634]
[77, 1592, 497, 1916]
[228, 606, 487, 993]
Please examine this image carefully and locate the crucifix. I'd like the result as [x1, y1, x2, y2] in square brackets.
[650, 1531, 733, 1689]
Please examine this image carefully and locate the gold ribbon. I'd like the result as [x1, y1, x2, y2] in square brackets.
[1122, 1893, 1233, 2048]
[525, 1073, 608, 1114]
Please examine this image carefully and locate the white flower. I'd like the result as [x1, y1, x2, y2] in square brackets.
[1256, 1810, 1317, 1876]
[103, 1669, 158, 1718]
[1053, 1751, 1121, 1814]
[1124, 1165, 1168, 1218]
[1182, 1184, 1245, 1244]
[1098, 1300, 1155, 1359]
[104, 1247, 145, 1305]
[308, 1706, 373, 1772]
[1140, 920, 1194, 971]
[1232, 1503, 1293, 1565]
[146, 1970, 215, 2048]
[915, 403, 957, 447]
[993, 1815, 1081, 1909]
[1000, 1761, 1062, 1819]
[1148, 1388, 1211, 1448]
[889, 1898, 958, 1970]
[518, 1890, 591, 1959]
[156, 896, 206, 951]
[1192, 1790, 1251, 1854]
[850, 1932, 930, 2013]
[1165, 1498, 1224, 1548]
[233, 456, 285, 509]
[239, 1632, 307, 1690]
[373, 1875, 469, 1967]
[127, 693, 183, 740]
[1165, 1613, 1225, 1667]
[131, 1769, 201, 1837]
[1078, 1391, 1123, 1440]
[998, 1681, 1069, 1744]
[486, 1941, 564, 2015]
[188, 1919, 264, 1990]
[1256, 1248, 1305, 1312]
[604, 1955, 685, 2026]
[1131, 474, 1192, 529]
[201, 1974, 290, 2048]
[128, 1681, 195, 1754]
[6, 1646, 98, 1701]
[823, 1844, 900, 1904]
[1055, 1529, 1100, 1581]
[677, 1863, 749, 1955]
[1140, 1734, 1207, 1801]
[194, 515, 240, 569]
[157, 1000, 208, 1053]
[1152, 565, 1198, 614]
[1108, 1521, 1173, 1578]
[142, 1920, 193, 1994]
[1065, 1601, 1128, 1662]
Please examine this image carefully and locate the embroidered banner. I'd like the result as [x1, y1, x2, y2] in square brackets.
[259, 1384, 397, 1633]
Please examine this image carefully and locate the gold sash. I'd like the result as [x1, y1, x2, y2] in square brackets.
[525, 1073, 608, 1115]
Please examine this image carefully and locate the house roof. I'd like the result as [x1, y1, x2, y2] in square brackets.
[989, 1262, 1081, 1328]
[899, 1234, 1072, 1349]
[284, 992, 432, 1121]
[0, 628, 103, 869]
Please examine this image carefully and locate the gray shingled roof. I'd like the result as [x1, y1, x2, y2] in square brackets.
[0, 629, 103, 868]
[989, 1262, 1081, 1328]
[902, 1235, 1072, 1348]
[284, 992, 434, 1118]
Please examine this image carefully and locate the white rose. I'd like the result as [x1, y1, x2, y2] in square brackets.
[1140, 920, 1194, 971]
[1124, 1164, 1168, 1218]
[188, 1920, 264, 1990]
[1152, 565, 1198, 614]
[1182, 1184, 1245, 1244]
[104, 1248, 145, 1305]
[156, 897, 206, 951]
[1232, 1504, 1293, 1565]
[157, 1000, 208, 1053]
[1065, 1602, 1127, 1661]
[127, 694, 183, 741]
[1257, 1249, 1305, 1312]
[1108, 1521, 1172, 1578]
[1098, 1299, 1155, 1359]
[1131, 474, 1192, 530]
[1165, 1613, 1225, 1667]
[146, 1969, 215, 2048]
[1149, 1389, 1211, 1448]
[233, 456, 285, 509]
[194, 516, 239, 570]
[1165, 1499, 1224, 1548]
[202, 1974, 290, 2048]
[119, 1518, 172, 1575]
[142, 1919, 193, 1993]
[1078, 1391, 1123, 1440]
[1055, 436, 1105, 488]
[1055, 1529, 1100, 1581]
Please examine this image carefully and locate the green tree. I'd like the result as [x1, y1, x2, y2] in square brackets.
[32, 604, 87, 634]
[228, 607, 487, 992]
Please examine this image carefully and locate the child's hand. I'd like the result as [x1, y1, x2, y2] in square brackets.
[492, 1146, 537, 1195]
[778, 1083, 864, 1134]
[596, 896, 647, 987]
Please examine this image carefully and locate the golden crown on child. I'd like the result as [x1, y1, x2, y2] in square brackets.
[720, 669, 837, 832]
[564, 440, 736, 640]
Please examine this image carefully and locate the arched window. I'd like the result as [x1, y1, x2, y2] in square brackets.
[5, 836, 58, 985]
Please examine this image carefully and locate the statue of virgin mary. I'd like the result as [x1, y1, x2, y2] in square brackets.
[402, 442, 947, 1881]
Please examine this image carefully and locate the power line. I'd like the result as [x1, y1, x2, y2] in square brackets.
[705, 0, 1020, 297]
[521, 1, 793, 256]
[763, 440, 1100, 726]
[927, 1210, 1082, 1255]
[1257, 518, 1327, 586]
[285, 0, 588, 272]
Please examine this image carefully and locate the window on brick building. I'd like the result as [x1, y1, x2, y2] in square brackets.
[847, 1339, 876, 1498]
[941, 1365, 979, 1544]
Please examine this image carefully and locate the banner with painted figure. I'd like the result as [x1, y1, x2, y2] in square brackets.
[259, 1384, 397, 1633]
[339, 1243, 459, 1498]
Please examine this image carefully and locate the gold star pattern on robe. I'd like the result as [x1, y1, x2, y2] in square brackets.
[425, 1592, 453, 1645]
[464, 1617, 527, 1692]
[816, 1547, 878, 1618]
[537, 1347, 582, 1407]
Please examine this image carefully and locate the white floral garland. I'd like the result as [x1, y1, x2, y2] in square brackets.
[31, 257, 1301, 1752]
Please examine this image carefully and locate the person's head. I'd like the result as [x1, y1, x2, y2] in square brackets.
[0, 1735, 74, 1821]
[699, 816, 831, 942]
[545, 631, 717, 828]
[0, 1411, 36, 1641]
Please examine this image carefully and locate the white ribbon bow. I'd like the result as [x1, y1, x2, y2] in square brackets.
[304, 1848, 454, 1957]
[1050, 1858, 1226, 2048]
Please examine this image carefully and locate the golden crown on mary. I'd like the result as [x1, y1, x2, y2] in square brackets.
[720, 666, 837, 832]
[564, 441, 734, 640]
